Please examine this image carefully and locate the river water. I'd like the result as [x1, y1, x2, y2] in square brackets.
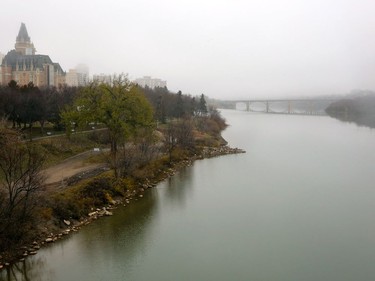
[2, 110, 375, 281]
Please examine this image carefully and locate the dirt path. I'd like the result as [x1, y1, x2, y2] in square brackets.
[43, 150, 105, 185]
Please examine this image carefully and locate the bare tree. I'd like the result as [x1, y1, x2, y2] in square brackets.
[175, 117, 195, 150]
[164, 122, 178, 163]
[0, 128, 45, 249]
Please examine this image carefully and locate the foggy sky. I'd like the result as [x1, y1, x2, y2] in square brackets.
[1, 0, 375, 99]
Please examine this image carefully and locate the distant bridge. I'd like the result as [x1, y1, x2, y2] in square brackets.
[228, 98, 339, 116]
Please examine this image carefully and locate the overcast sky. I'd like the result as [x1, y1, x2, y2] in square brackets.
[1, 0, 375, 99]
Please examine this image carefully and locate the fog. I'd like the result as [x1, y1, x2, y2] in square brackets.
[1, 0, 375, 99]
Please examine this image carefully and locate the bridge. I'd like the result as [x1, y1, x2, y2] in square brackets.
[229, 98, 339, 116]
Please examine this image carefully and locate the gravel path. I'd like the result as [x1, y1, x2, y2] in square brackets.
[43, 150, 106, 185]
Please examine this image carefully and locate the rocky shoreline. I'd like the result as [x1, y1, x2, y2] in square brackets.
[0, 145, 245, 271]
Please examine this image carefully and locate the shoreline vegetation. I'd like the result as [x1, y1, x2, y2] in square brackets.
[0, 78, 245, 271]
[325, 91, 375, 129]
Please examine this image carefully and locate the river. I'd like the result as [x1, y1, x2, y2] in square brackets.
[2, 110, 375, 281]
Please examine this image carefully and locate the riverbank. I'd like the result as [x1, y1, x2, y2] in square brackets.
[0, 144, 245, 270]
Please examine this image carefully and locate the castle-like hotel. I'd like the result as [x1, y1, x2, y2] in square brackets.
[0, 23, 168, 89]
[0, 23, 66, 87]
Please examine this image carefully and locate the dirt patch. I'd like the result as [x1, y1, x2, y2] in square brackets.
[42, 150, 106, 185]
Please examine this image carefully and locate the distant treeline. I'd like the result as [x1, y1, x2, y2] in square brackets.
[326, 90, 375, 128]
[0, 81, 209, 132]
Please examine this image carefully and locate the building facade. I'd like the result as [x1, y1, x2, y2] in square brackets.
[0, 23, 65, 87]
[134, 76, 167, 89]
[66, 64, 89, 87]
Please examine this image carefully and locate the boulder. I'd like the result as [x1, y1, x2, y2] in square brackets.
[88, 211, 97, 217]
[63, 220, 71, 226]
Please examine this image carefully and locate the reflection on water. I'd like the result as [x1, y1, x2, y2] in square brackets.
[0, 189, 158, 281]
[0, 257, 53, 281]
[164, 166, 194, 207]
[327, 112, 375, 129]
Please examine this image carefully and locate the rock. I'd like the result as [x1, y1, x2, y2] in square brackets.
[104, 210, 113, 216]
[139, 194, 143, 198]
[0, 265, 3, 269]
[45, 238, 53, 243]
[29, 251, 37, 255]
[88, 211, 97, 217]
[63, 220, 71, 226]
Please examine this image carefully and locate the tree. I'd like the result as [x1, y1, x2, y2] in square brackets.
[175, 116, 195, 150]
[61, 75, 154, 177]
[164, 122, 178, 163]
[0, 127, 46, 249]
[198, 94, 208, 116]
[18, 83, 44, 139]
[175, 90, 184, 118]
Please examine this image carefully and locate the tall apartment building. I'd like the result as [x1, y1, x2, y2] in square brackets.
[134, 76, 167, 89]
[66, 64, 89, 86]
[0, 23, 65, 87]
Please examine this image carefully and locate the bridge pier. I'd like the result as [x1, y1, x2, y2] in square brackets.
[288, 101, 292, 114]
[308, 101, 314, 115]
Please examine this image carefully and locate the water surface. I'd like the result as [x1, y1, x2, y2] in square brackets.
[2, 110, 375, 281]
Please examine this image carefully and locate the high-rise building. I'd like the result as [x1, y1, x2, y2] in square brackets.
[66, 64, 89, 86]
[75, 64, 89, 85]
[0, 23, 66, 87]
[134, 76, 167, 89]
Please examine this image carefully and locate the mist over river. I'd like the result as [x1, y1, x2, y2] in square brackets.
[2, 109, 375, 281]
